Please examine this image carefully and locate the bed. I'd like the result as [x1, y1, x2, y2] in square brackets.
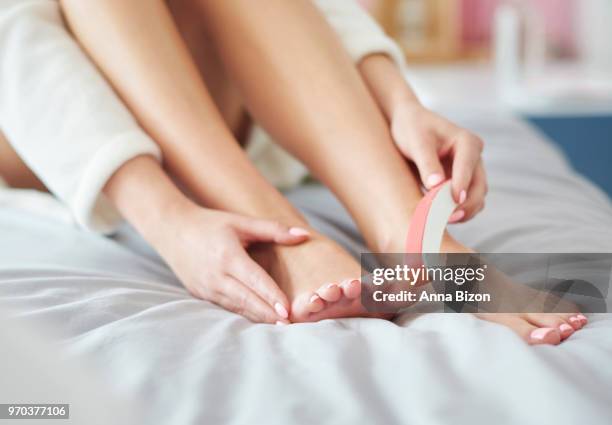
[1, 111, 611, 424]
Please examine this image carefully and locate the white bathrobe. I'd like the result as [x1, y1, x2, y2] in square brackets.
[0, 0, 406, 233]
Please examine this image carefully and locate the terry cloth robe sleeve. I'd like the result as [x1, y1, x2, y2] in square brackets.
[0, 0, 161, 234]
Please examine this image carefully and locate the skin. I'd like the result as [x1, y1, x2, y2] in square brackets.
[0, 130, 46, 191]
[1, 0, 586, 343]
[358, 53, 487, 223]
[103, 155, 310, 324]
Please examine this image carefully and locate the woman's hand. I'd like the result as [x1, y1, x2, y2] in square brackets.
[359, 54, 487, 222]
[104, 156, 309, 324]
[157, 206, 309, 323]
[390, 102, 487, 222]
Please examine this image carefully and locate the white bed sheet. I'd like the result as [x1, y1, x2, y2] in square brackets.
[1, 112, 612, 425]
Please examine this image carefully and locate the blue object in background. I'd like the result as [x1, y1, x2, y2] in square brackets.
[526, 115, 612, 199]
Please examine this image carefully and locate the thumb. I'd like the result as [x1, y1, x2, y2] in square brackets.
[236, 218, 310, 246]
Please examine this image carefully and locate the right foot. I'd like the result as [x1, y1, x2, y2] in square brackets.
[441, 235, 588, 345]
[390, 233, 589, 345]
[475, 313, 588, 345]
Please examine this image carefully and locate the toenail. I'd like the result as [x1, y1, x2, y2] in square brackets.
[275, 320, 287, 326]
[309, 294, 320, 303]
[530, 328, 555, 340]
[576, 314, 587, 322]
[274, 302, 289, 319]
[324, 283, 337, 290]
[559, 323, 573, 333]
[569, 317, 581, 326]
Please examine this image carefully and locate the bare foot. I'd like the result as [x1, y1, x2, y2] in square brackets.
[250, 233, 384, 322]
[381, 231, 588, 345]
[439, 235, 588, 345]
[475, 313, 587, 345]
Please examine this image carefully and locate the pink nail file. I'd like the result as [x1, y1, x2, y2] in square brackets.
[405, 181, 457, 254]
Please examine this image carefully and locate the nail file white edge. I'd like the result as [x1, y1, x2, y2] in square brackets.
[422, 182, 457, 254]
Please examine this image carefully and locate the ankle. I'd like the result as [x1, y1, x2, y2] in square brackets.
[375, 227, 473, 254]
[440, 232, 474, 253]
[368, 211, 415, 253]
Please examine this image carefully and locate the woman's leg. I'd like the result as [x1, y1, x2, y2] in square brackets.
[60, 0, 582, 340]
[60, 0, 367, 322]
[195, 0, 421, 254]
[191, 0, 582, 340]
[165, 0, 249, 144]
[60, 0, 295, 222]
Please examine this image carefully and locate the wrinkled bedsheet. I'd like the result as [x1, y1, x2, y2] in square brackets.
[1, 112, 612, 425]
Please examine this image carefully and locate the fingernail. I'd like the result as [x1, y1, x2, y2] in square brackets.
[274, 302, 289, 319]
[426, 173, 444, 188]
[576, 314, 587, 323]
[459, 190, 467, 204]
[289, 227, 310, 237]
[530, 327, 555, 340]
[448, 210, 465, 223]
[309, 294, 320, 303]
[559, 323, 573, 333]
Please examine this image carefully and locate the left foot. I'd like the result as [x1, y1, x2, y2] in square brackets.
[250, 232, 387, 322]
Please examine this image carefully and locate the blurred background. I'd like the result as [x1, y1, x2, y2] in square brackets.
[360, 0, 612, 197]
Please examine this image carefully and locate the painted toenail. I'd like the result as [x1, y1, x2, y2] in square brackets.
[309, 294, 320, 303]
[559, 323, 573, 333]
[576, 314, 587, 322]
[530, 328, 555, 340]
[288, 227, 310, 237]
[274, 302, 289, 319]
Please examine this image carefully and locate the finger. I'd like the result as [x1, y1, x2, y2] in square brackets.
[229, 251, 290, 320]
[236, 218, 310, 246]
[451, 131, 484, 203]
[397, 130, 446, 189]
[213, 276, 280, 323]
[455, 162, 487, 222]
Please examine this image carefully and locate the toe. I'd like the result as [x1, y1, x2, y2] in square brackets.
[556, 314, 579, 338]
[340, 279, 361, 299]
[306, 294, 325, 313]
[558, 322, 575, 339]
[568, 316, 583, 330]
[529, 327, 561, 345]
[524, 314, 574, 340]
[317, 283, 342, 302]
[476, 314, 562, 345]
